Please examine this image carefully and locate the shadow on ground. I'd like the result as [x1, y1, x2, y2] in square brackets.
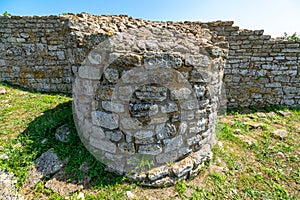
[23, 101, 123, 187]
[0, 82, 123, 197]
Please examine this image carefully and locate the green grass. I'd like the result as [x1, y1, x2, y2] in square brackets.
[0, 82, 299, 199]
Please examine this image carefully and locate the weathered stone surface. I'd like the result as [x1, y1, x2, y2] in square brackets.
[45, 178, 83, 197]
[163, 136, 183, 152]
[102, 101, 125, 113]
[120, 118, 141, 130]
[55, 124, 70, 143]
[189, 119, 206, 134]
[138, 144, 162, 155]
[244, 121, 264, 128]
[277, 111, 291, 117]
[118, 142, 135, 153]
[78, 66, 101, 80]
[148, 165, 169, 181]
[156, 151, 177, 164]
[171, 88, 192, 100]
[69, 13, 225, 186]
[172, 157, 194, 177]
[272, 129, 288, 139]
[0, 170, 23, 200]
[25, 149, 66, 188]
[104, 67, 119, 83]
[135, 86, 168, 101]
[135, 130, 153, 139]
[105, 130, 123, 141]
[161, 102, 178, 113]
[90, 138, 116, 153]
[91, 111, 119, 130]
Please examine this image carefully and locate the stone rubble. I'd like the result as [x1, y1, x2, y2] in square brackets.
[0, 170, 24, 200]
[25, 149, 67, 188]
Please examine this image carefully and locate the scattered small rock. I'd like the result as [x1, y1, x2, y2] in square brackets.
[242, 117, 251, 122]
[209, 163, 228, 174]
[277, 152, 285, 158]
[25, 149, 67, 188]
[218, 118, 234, 125]
[217, 141, 223, 149]
[244, 121, 263, 128]
[236, 135, 256, 145]
[272, 129, 288, 139]
[0, 170, 24, 200]
[55, 124, 71, 143]
[0, 88, 6, 95]
[233, 129, 241, 134]
[40, 138, 48, 144]
[45, 178, 83, 197]
[77, 192, 85, 200]
[5, 104, 12, 107]
[267, 112, 276, 117]
[0, 153, 9, 160]
[278, 111, 291, 117]
[256, 112, 267, 118]
[126, 191, 136, 199]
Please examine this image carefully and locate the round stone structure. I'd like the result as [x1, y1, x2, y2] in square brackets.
[72, 21, 227, 186]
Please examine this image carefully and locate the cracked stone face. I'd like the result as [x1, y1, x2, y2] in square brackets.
[73, 25, 226, 186]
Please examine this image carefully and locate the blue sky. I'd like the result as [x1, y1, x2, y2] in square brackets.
[1, 0, 299, 37]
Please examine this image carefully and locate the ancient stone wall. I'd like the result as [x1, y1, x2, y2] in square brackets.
[0, 15, 72, 93]
[0, 13, 299, 107]
[203, 21, 300, 107]
[71, 15, 226, 185]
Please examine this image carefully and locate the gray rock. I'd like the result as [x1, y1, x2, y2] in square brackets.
[55, 124, 70, 143]
[135, 86, 168, 101]
[120, 118, 142, 130]
[161, 102, 178, 113]
[105, 130, 123, 141]
[78, 65, 101, 80]
[189, 119, 206, 134]
[143, 176, 177, 187]
[118, 142, 135, 154]
[171, 88, 191, 100]
[172, 157, 194, 177]
[156, 151, 177, 163]
[193, 84, 206, 98]
[90, 138, 117, 153]
[92, 111, 119, 130]
[104, 67, 119, 83]
[135, 130, 153, 139]
[148, 165, 169, 181]
[138, 144, 162, 155]
[163, 136, 183, 152]
[25, 149, 66, 188]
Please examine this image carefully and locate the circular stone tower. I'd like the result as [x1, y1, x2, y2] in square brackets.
[71, 14, 227, 186]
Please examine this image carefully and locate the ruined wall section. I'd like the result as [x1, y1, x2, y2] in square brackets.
[0, 15, 72, 93]
[203, 21, 300, 107]
[0, 14, 299, 107]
